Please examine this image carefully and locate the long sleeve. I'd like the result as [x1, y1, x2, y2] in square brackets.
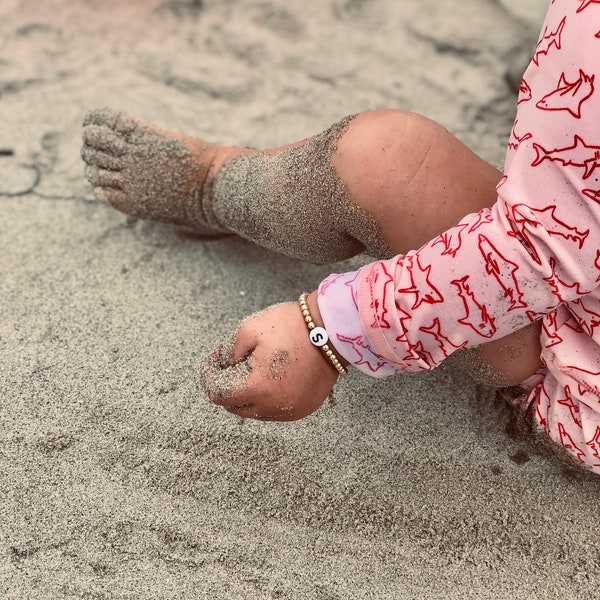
[318, 0, 600, 378]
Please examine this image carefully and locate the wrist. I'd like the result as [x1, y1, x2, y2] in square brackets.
[304, 291, 350, 372]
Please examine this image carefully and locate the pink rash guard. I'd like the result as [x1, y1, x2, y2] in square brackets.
[317, 0, 600, 473]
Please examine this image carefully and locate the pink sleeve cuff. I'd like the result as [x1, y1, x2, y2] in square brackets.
[317, 270, 402, 378]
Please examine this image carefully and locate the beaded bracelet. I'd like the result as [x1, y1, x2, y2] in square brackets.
[299, 293, 348, 377]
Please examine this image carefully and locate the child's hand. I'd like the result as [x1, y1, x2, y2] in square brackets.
[201, 292, 341, 421]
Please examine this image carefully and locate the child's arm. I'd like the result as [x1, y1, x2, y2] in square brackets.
[327, 0, 600, 380]
[205, 0, 600, 420]
[203, 292, 340, 421]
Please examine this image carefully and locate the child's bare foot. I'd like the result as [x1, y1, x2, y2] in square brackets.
[81, 108, 249, 235]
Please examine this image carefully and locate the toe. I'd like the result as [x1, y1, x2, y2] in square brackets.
[91, 186, 129, 211]
[82, 125, 126, 156]
[83, 108, 117, 127]
[83, 108, 138, 136]
[110, 112, 140, 136]
[81, 145, 122, 170]
[84, 165, 123, 189]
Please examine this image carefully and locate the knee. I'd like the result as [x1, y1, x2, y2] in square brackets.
[332, 109, 440, 199]
[334, 110, 411, 167]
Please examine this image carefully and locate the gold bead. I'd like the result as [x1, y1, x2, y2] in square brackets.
[299, 291, 348, 376]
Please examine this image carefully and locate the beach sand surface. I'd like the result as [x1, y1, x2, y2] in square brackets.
[2, 1, 600, 598]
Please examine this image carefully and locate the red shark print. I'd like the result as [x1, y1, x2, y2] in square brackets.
[318, 273, 346, 296]
[518, 79, 532, 104]
[529, 205, 589, 247]
[399, 340, 435, 366]
[563, 317, 582, 340]
[558, 422, 587, 462]
[582, 188, 600, 204]
[468, 210, 493, 233]
[559, 362, 600, 397]
[577, 0, 600, 12]
[336, 334, 389, 373]
[544, 256, 588, 305]
[507, 120, 533, 151]
[557, 386, 582, 428]
[558, 364, 600, 377]
[396, 255, 443, 310]
[563, 365, 600, 398]
[533, 17, 565, 66]
[541, 310, 563, 347]
[536, 70, 595, 118]
[432, 221, 469, 258]
[596, 250, 600, 281]
[532, 135, 600, 179]
[571, 297, 600, 336]
[565, 315, 586, 335]
[394, 301, 412, 345]
[585, 427, 600, 463]
[477, 234, 527, 311]
[504, 204, 542, 265]
[526, 308, 551, 322]
[365, 262, 394, 329]
[540, 312, 585, 339]
[420, 318, 468, 359]
[344, 270, 361, 310]
[507, 204, 590, 251]
[505, 203, 589, 265]
[534, 382, 551, 433]
[451, 275, 497, 338]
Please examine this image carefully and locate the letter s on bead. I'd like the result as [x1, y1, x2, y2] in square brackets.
[309, 326, 328, 347]
[298, 292, 347, 376]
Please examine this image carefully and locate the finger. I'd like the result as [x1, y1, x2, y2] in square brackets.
[200, 318, 262, 403]
[224, 405, 259, 418]
[224, 404, 252, 414]
[228, 316, 260, 365]
[200, 341, 256, 407]
[224, 404, 296, 422]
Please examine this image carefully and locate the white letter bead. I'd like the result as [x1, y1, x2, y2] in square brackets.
[309, 326, 329, 347]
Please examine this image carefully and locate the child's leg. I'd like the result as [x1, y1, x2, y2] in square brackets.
[81, 109, 501, 260]
[81, 108, 542, 384]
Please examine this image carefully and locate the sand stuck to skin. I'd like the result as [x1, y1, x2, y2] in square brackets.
[212, 115, 391, 264]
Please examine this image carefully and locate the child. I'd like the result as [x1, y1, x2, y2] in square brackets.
[81, 0, 600, 473]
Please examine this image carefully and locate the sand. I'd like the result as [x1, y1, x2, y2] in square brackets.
[82, 109, 228, 236]
[82, 108, 389, 264]
[200, 329, 253, 403]
[213, 114, 390, 263]
[2, 0, 600, 599]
